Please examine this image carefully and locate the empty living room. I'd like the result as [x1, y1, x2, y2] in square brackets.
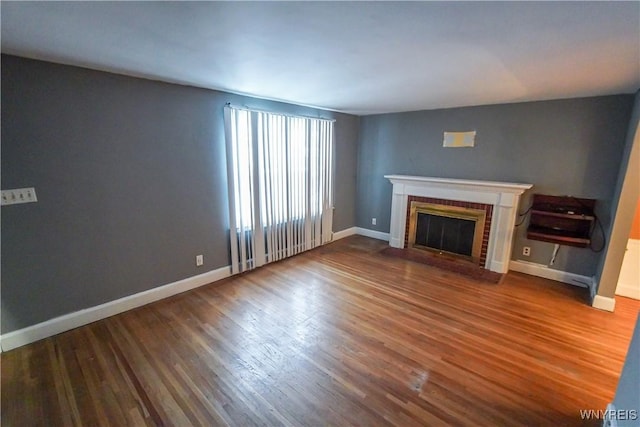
[2, 2, 639, 426]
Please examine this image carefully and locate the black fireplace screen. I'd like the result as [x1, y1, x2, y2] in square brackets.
[414, 212, 475, 256]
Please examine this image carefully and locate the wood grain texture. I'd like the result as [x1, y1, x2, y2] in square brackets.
[2, 235, 639, 426]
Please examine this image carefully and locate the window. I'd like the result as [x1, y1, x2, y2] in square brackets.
[224, 106, 334, 273]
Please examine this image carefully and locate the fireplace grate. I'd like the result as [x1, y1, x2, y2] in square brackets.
[407, 201, 487, 264]
[415, 213, 475, 257]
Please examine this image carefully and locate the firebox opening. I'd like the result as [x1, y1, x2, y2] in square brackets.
[408, 202, 486, 264]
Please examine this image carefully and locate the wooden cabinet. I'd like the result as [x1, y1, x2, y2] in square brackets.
[526, 194, 596, 248]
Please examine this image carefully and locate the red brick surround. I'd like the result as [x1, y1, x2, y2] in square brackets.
[404, 196, 493, 267]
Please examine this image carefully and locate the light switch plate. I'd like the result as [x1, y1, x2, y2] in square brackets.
[1, 187, 38, 206]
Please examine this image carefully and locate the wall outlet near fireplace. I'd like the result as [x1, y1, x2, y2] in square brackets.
[522, 246, 531, 256]
[372, 218, 377, 225]
[195, 255, 203, 266]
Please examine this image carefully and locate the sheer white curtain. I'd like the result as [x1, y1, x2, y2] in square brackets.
[224, 106, 334, 274]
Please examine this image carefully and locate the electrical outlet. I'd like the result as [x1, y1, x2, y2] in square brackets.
[523, 246, 531, 256]
[372, 218, 377, 225]
[1, 187, 37, 206]
[196, 255, 203, 266]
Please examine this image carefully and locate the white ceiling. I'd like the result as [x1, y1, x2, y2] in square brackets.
[2, 1, 639, 115]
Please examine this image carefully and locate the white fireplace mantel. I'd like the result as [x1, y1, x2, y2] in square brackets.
[385, 175, 533, 273]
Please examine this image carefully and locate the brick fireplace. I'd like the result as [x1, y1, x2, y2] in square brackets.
[406, 196, 493, 266]
[385, 175, 532, 273]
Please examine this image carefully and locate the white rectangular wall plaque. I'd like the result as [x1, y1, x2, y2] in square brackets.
[443, 131, 476, 148]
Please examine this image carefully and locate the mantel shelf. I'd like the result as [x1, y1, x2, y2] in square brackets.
[384, 175, 532, 193]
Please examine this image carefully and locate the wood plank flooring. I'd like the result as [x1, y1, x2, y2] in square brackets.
[2, 235, 639, 426]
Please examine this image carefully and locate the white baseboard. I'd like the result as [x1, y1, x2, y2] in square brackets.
[0, 266, 231, 352]
[332, 227, 358, 241]
[509, 260, 594, 290]
[8, 234, 603, 351]
[332, 226, 390, 242]
[592, 295, 616, 312]
[0, 228, 384, 352]
[355, 227, 390, 241]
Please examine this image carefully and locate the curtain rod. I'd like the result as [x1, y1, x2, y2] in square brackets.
[225, 103, 336, 123]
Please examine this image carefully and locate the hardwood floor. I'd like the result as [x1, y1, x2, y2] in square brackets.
[2, 235, 639, 426]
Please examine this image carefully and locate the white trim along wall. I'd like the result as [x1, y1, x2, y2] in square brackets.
[2, 226, 597, 352]
[1, 267, 231, 352]
[509, 260, 596, 296]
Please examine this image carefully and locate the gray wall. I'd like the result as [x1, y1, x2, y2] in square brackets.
[613, 313, 640, 426]
[596, 90, 640, 298]
[356, 96, 633, 276]
[1, 55, 359, 333]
